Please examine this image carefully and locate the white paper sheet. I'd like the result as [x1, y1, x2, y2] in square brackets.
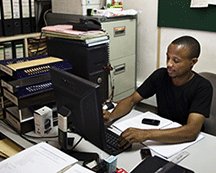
[0, 142, 78, 173]
[112, 111, 172, 132]
[112, 111, 204, 159]
[143, 122, 204, 158]
[144, 133, 204, 159]
[208, 0, 216, 5]
[190, 0, 216, 8]
[190, 0, 208, 8]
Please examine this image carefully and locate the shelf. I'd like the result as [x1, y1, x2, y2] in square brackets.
[0, 33, 41, 43]
[0, 33, 41, 57]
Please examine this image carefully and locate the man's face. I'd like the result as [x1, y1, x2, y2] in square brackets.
[166, 43, 197, 78]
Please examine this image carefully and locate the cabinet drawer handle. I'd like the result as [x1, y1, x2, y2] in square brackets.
[114, 63, 125, 75]
[114, 26, 126, 37]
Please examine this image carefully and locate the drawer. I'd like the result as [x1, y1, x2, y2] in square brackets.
[102, 19, 136, 60]
[108, 55, 136, 101]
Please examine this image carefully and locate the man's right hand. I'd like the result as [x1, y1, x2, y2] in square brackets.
[103, 110, 114, 126]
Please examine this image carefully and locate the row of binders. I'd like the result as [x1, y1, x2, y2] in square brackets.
[0, 0, 36, 36]
[0, 40, 25, 60]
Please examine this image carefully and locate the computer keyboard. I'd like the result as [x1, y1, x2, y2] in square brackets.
[104, 129, 131, 156]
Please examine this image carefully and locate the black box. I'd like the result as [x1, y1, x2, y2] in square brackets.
[47, 37, 109, 103]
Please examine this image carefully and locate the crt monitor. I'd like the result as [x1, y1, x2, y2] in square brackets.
[50, 68, 107, 150]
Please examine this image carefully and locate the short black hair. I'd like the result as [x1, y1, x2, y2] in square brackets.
[171, 36, 201, 59]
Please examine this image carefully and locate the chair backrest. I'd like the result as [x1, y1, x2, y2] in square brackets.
[199, 72, 216, 136]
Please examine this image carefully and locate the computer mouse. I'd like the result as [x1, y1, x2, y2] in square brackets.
[103, 101, 115, 110]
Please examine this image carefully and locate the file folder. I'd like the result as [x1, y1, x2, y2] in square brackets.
[29, 0, 36, 32]
[12, 0, 22, 35]
[20, 0, 31, 34]
[130, 156, 194, 173]
[1, 0, 14, 36]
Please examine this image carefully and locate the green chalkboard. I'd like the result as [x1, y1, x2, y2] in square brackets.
[158, 0, 216, 32]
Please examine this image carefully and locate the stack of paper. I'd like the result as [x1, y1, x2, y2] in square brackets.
[112, 111, 204, 158]
[42, 25, 107, 41]
[142, 120, 204, 158]
[0, 142, 95, 173]
[144, 134, 204, 159]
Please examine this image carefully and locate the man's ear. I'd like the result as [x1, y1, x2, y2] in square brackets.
[191, 57, 198, 65]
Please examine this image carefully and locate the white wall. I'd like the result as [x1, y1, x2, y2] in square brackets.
[124, 0, 158, 82]
[159, 28, 216, 73]
[124, 0, 216, 106]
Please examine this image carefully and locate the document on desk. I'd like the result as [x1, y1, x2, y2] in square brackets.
[112, 111, 173, 132]
[143, 122, 204, 158]
[112, 111, 204, 159]
[0, 142, 78, 173]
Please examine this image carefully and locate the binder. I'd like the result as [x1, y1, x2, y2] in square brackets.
[0, 45, 4, 60]
[29, 0, 36, 33]
[3, 42, 13, 60]
[0, 6, 3, 36]
[12, 40, 24, 59]
[11, 0, 22, 35]
[20, 0, 31, 34]
[1, 0, 14, 36]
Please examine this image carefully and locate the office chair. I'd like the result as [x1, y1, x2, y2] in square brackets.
[199, 72, 216, 136]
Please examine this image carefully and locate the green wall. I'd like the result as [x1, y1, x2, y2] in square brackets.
[158, 0, 216, 32]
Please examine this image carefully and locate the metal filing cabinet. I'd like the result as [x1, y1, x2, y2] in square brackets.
[101, 18, 136, 101]
[46, 13, 137, 101]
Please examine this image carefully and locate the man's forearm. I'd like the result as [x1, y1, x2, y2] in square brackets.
[110, 98, 135, 120]
[146, 125, 199, 143]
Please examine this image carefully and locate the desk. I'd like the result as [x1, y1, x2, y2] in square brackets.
[115, 132, 216, 173]
[1, 109, 216, 173]
[179, 132, 216, 173]
[0, 120, 33, 149]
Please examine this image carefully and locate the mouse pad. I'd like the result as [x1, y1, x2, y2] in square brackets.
[130, 156, 194, 173]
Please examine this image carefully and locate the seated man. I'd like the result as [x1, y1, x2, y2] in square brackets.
[104, 35, 213, 145]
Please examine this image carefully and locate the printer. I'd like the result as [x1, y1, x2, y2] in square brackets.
[51, 0, 103, 15]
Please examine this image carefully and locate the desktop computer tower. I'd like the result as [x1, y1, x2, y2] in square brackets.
[45, 13, 137, 101]
[47, 37, 109, 103]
